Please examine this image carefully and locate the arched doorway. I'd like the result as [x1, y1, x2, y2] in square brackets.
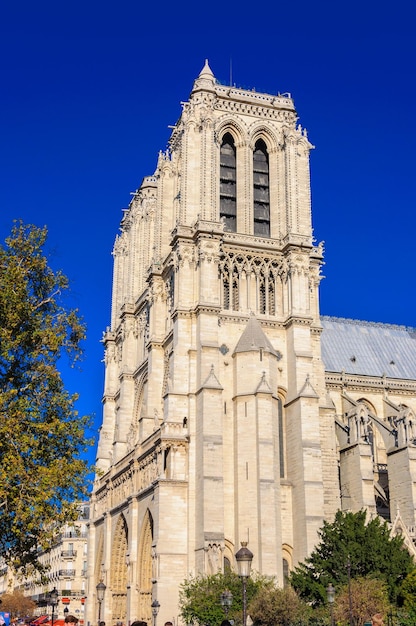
[111, 515, 129, 624]
[137, 510, 153, 623]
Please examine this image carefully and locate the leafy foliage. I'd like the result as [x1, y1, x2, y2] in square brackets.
[400, 569, 416, 612]
[249, 584, 311, 626]
[393, 608, 416, 626]
[0, 221, 93, 572]
[290, 510, 415, 606]
[333, 577, 390, 626]
[0, 590, 36, 617]
[179, 571, 273, 626]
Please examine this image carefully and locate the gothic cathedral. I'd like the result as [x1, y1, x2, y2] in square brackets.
[87, 62, 416, 626]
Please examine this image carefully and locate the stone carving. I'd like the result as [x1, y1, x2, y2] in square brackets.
[126, 422, 138, 452]
[151, 546, 158, 582]
[198, 240, 220, 264]
[104, 341, 116, 365]
[397, 407, 416, 447]
[347, 404, 371, 443]
[206, 543, 222, 574]
[154, 409, 160, 430]
[113, 234, 129, 257]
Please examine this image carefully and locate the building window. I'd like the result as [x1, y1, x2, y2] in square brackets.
[232, 274, 239, 311]
[253, 139, 270, 237]
[223, 268, 239, 312]
[283, 558, 289, 586]
[259, 277, 266, 314]
[268, 275, 276, 315]
[220, 133, 237, 232]
[223, 276, 230, 309]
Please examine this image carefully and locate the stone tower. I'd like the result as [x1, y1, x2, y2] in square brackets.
[87, 61, 340, 626]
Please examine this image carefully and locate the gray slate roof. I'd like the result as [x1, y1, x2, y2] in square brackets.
[320, 316, 416, 380]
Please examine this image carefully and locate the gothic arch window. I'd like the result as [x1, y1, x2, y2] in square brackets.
[223, 276, 230, 309]
[232, 273, 239, 310]
[357, 398, 376, 415]
[282, 544, 293, 587]
[282, 559, 289, 587]
[268, 272, 276, 315]
[223, 539, 235, 574]
[259, 276, 266, 314]
[220, 253, 281, 316]
[253, 139, 270, 237]
[220, 133, 237, 232]
[222, 265, 239, 312]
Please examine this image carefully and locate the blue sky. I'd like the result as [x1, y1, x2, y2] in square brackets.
[1, 0, 415, 467]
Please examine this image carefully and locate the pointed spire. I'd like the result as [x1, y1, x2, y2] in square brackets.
[201, 364, 223, 390]
[199, 59, 214, 79]
[256, 371, 272, 394]
[233, 315, 278, 357]
[192, 59, 216, 93]
[298, 374, 319, 398]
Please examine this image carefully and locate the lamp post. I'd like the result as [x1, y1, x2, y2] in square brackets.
[326, 583, 335, 626]
[96, 580, 106, 624]
[151, 600, 160, 626]
[235, 542, 253, 626]
[49, 588, 58, 626]
[220, 590, 233, 617]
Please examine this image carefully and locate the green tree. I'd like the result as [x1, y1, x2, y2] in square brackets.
[0, 221, 92, 572]
[179, 571, 273, 626]
[401, 569, 416, 612]
[249, 584, 311, 626]
[333, 577, 390, 626]
[290, 510, 415, 606]
[0, 590, 36, 618]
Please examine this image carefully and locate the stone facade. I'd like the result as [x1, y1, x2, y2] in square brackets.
[86, 62, 416, 626]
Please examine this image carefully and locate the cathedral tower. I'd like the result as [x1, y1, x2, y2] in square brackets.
[87, 61, 340, 626]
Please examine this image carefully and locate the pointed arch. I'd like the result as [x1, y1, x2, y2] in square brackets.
[249, 124, 281, 153]
[110, 515, 128, 624]
[137, 509, 154, 623]
[282, 544, 293, 587]
[134, 372, 149, 423]
[223, 538, 236, 573]
[216, 118, 246, 146]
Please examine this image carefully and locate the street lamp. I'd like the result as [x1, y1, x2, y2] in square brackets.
[235, 542, 253, 626]
[220, 590, 233, 617]
[326, 583, 335, 626]
[151, 600, 160, 626]
[96, 580, 106, 624]
[49, 588, 58, 626]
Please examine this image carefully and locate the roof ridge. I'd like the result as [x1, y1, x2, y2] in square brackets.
[321, 315, 416, 334]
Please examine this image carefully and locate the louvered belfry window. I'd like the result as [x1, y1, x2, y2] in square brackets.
[220, 133, 237, 232]
[253, 139, 270, 236]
